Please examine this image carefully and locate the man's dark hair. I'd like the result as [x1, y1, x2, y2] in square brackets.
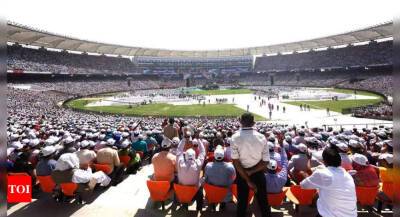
[322, 145, 341, 167]
[160, 146, 170, 152]
[169, 117, 174, 124]
[240, 113, 254, 127]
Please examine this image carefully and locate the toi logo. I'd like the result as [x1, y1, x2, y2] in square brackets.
[7, 175, 32, 203]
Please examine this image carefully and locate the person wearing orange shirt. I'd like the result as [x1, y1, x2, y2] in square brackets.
[152, 137, 176, 182]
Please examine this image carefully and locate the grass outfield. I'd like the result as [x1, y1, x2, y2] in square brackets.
[329, 88, 384, 99]
[189, 88, 253, 95]
[285, 99, 382, 113]
[66, 100, 266, 121]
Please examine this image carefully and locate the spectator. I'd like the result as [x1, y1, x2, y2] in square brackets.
[350, 153, 379, 187]
[163, 117, 179, 139]
[204, 146, 236, 209]
[288, 143, 312, 183]
[176, 148, 205, 211]
[300, 145, 357, 217]
[337, 143, 353, 171]
[118, 140, 141, 174]
[76, 140, 97, 169]
[96, 139, 124, 186]
[265, 146, 288, 193]
[151, 137, 176, 182]
[231, 113, 270, 217]
[36, 146, 57, 176]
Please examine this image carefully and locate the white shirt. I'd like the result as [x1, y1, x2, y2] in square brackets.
[231, 128, 269, 168]
[76, 149, 97, 165]
[300, 166, 357, 217]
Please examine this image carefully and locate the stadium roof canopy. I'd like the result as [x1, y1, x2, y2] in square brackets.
[7, 21, 392, 58]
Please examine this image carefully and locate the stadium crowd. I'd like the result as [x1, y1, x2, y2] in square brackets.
[352, 103, 393, 120]
[8, 44, 136, 74]
[254, 41, 392, 72]
[7, 81, 397, 216]
[338, 75, 393, 97]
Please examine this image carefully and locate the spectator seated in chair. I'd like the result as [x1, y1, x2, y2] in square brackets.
[265, 144, 288, 193]
[52, 153, 111, 197]
[176, 147, 205, 211]
[151, 137, 176, 182]
[36, 146, 57, 176]
[118, 140, 141, 174]
[96, 138, 125, 186]
[204, 145, 236, 209]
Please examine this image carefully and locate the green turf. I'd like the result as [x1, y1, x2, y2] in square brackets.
[65, 99, 266, 121]
[65, 98, 97, 108]
[189, 88, 253, 95]
[328, 88, 383, 99]
[285, 99, 383, 113]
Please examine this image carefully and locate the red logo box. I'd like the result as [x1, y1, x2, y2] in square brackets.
[7, 175, 32, 203]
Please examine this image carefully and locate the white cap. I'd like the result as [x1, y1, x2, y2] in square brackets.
[379, 153, 394, 164]
[10, 134, 20, 140]
[7, 147, 15, 157]
[352, 153, 368, 166]
[122, 132, 130, 138]
[29, 138, 40, 147]
[42, 146, 56, 157]
[80, 140, 90, 148]
[161, 138, 172, 148]
[121, 140, 130, 148]
[199, 132, 204, 138]
[89, 140, 96, 147]
[297, 143, 308, 153]
[214, 147, 225, 160]
[267, 160, 278, 170]
[172, 137, 180, 145]
[21, 138, 30, 144]
[348, 140, 360, 148]
[11, 141, 23, 150]
[99, 134, 106, 140]
[383, 140, 393, 147]
[336, 143, 348, 152]
[185, 149, 196, 161]
[107, 138, 116, 146]
[28, 131, 36, 138]
[63, 131, 71, 139]
[63, 137, 74, 145]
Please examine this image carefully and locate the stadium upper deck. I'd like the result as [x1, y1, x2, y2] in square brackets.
[6, 21, 393, 76]
[7, 21, 392, 58]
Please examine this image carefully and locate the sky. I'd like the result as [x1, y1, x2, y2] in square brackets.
[3, 0, 399, 51]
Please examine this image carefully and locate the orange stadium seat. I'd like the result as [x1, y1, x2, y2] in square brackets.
[381, 182, 395, 202]
[93, 163, 112, 175]
[231, 183, 254, 205]
[60, 183, 78, 197]
[173, 183, 198, 204]
[286, 185, 317, 213]
[203, 183, 229, 206]
[119, 155, 131, 167]
[267, 187, 288, 206]
[356, 186, 379, 207]
[146, 180, 173, 210]
[37, 176, 56, 193]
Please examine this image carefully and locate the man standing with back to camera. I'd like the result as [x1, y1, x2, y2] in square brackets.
[231, 113, 271, 217]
